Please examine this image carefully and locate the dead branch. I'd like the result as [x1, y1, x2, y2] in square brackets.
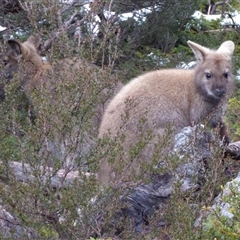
[210, 0, 230, 15]
[1, 0, 22, 14]
[204, 28, 239, 34]
[0, 161, 92, 189]
[224, 141, 240, 160]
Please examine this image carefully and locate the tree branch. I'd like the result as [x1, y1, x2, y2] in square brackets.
[0, 161, 92, 189]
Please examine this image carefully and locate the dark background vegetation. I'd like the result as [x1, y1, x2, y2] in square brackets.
[1, 0, 240, 239]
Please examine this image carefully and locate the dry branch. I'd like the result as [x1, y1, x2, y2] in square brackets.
[224, 141, 240, 160]
[204, 28, 239, 34]
[0, 161, 92, 188]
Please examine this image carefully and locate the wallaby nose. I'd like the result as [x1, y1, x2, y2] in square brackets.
[215, 88, 225, 97]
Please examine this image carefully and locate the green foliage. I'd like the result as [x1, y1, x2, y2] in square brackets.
[0, 30, 119, 237]
[89, 238, 112, 240]
[1, 0, 240, 239]
[227, 96, 240, 140]
[201, 182, 240, 240]
[39, 225, 58, 238]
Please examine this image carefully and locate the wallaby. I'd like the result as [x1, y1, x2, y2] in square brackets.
[0, 34, 121, 169]
[98, 40, 235, 186]
[1, 34, 121, 122]
[1, 35, 50, 100]
[0, 35, 52, 123]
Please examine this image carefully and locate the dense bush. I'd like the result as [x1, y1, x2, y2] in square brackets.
[0, 0, 240, 239]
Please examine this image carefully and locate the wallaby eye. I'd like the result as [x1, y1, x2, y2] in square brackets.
[205, 72, 212, 79]
[3, 59, 8, 66]
[223, 72, 228, 78]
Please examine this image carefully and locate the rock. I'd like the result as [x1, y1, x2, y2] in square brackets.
[100, 125, 212, 234]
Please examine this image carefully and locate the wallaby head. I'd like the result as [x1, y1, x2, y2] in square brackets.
[188, 40, 235, 104]
[1, 34, 43, 82]
[0, 34, 50, 106]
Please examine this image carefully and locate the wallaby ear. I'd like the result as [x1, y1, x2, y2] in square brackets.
[26, 34, 42, 49]
[187, 40, 209, 62]
[7, 39, 23, 57]
[217, 40, 235, 56]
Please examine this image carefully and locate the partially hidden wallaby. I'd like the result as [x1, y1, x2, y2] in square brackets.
[1, 35, 51, 101]
[98, 40, 235, 186]
[0, 34, 121, 169]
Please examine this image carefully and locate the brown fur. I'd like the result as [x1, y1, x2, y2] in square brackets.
[98, 40, 235, 186]
[1, 35, 49, 100]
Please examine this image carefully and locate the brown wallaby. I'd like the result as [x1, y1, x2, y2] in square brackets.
[1, 35, 50, 100]
[0, 34, 121, 122]
[0, 35, 52, 124]
[0, 34, 121, 169]
[98, 40, 235, 186]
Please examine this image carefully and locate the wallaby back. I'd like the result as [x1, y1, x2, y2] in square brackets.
[98, 40, 235, 186]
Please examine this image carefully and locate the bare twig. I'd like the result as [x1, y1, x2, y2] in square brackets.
[0, 161, 92, 189]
